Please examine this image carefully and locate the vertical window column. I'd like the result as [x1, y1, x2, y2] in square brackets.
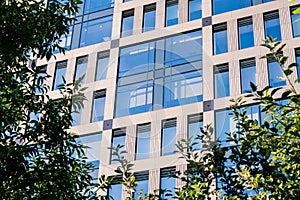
[264, 11, 281, 41]
[240, 58, 256, 94]
[267, 57, 286, 87]
[92, 90, 106, 122]
[160, 167, 176, 199]
[143, 4, 156, 32]
[188, 0, 202, 21]
[95, 51, 109, 81]
[291, 6, 300, 38]
[295, 49, 300, 79]
[188, 114, 203, 150]
[111, 128, 126, 164]
[238, 17, 254, 49]
[165, 0, 178, 27]
[121, 9, 134, 37]
[214, 64, 230, 98]
[213, 23, 228, 55]
[136, 123, 151, 160]
[53, 61, 67, 90]
[74, 56, 88, 84]
[161, 119, 177, 156]
[134, 171, 149, 199]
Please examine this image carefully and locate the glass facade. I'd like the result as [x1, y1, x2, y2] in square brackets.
[143, 4, 156, 32]
[160, 167, 176, 199]
[291, 6, 300, 38]
[95, 52, 109, 81]
[111, 129, 126, 164]
[267, 57, 286, 87]
[238, 17, 254, 49]
[53, 61, 67, 90]
[166, 0, 178, 27]
[83, 0, 114, 14]
[115, 30, 202, 117]
[136, 123, 151, 160]
[240, 58, 256, 94]
[264, 11, 281, 41]
[161, 119, 177, 156]
[92, 90, 106, 122]
[74, 56, 88, 84]
[121, 9, 134, 37]
[213, 23, 228, 55]
[189, 0, 202, 21]
[214, 64, 230, 98]
[188, 114, 203, 150]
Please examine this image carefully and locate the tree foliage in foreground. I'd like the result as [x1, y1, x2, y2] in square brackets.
[0, 0, 98, 199]
[100, 36, 300, 199]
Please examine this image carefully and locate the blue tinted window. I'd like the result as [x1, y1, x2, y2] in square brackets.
[160, 168, 176, 199]
[213, 23, 228, 55]
[74, 56, 88, 84]
[264, 11, 281, 41]
[214, 64, 230, 98]
[291, 7, 300, 37]
[109, 183, 122, 200]
[240, 59, 256, 93]
[161, 119, 176, 156]
[295, 49, 300, 79]
[136, 124, 151, 160]
[92, 90, 106, 122]
[96, 52, 109, 81]
[188, 114, 203, 150]
[215, 109, 235, 146]
[238, 17, 254, 49]
[189, 0, 202, 21]
[84, 0, 114, 14]
[35, 66, 47, 94]
[267, 57, 286, 87]
[111, 129, 126, 164]
[166, 0, 178, 27]
[55, 26, 73, 54]
[121, 9, 134, 37]
[134, 172, 149, 199]
[72, 107, 82, 126]
[80, 15, 112, 47]
[53, 61, 67, 90]
[143, 4, 156, 32]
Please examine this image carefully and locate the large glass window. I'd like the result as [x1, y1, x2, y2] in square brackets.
[134, 171, 149, 199]
[77, 133, 102, 181]
[111, 128, 126, 164]
[188, 114, 203, 150]
[74, 56, 88, 84]
[240, 58, 256, 94]
[264, 11, 281, 41]
[189, 0, 202, 21]
[55, 26, 73, 53]
[121, 9, 134, 37]
[291, 6, 300, 38]
[143, 4, 156, 32]
[83, 0, 114, 14]
[215, 109, 235, 146]
[295, 48, 300, 79]
[95, 52, 109, 81]
[136, 123, 151, 160]
[108, 178, 122, 200]
[92, 90, 106, 122]
[213, 23, 228, 55]
[238, 17, 254, 49]
[267, 57, 286, 87]
[213, 0, 273, 15]
[80, 15, 112, 47]
[165, 0, 178, 27]
[161, 119, 177, 156]
[160, 167, 176, 199]
[53, 61, 67, 90]
[214, 64, 230, 98]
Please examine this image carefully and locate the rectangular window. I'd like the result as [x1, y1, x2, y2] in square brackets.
[267, 57, 286, 87]
[161, 119, 177, 156]
[160, 167, 176, 199]
[53, 61, 67, 90]
[83, 0, 114, 14]
[76, 133, 102, 181]
[295, 48, 300, 79]
[95, 52, 109, 81]
[264, 11, 281, 41]
[238, 17, 254, 49]
[291, 6, 300, 38]
[80, 15, 112, 47]
[111, 128, 126, 164]
[165, 0, 178, 27]
[134, 171, 149, 199]
[215, 109, 235, 146]
[188, 114, 203, 150]
[108, 177, 122, 200]
[214, 64, 230, 98]
[55, 26, 73, 54]
[143, 4, 156, 32]
[72, 107, 82, 126]
[136, 123, 151, 160]
[74, 56, 88, 84]
[240, 58, 256, 94]
[213, 23, 228, 55]
[189, 0, 202, 21]
[121, 9, 134, 37]
[35, 66, 47, 94]
[92, 90, 106, 122]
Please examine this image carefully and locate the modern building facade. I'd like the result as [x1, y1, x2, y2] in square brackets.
[38, 0, 300, 199]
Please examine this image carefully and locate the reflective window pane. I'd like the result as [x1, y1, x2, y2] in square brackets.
[188, 114, 203, 150]
[84, 0, 114, 14]
[291, 6, 300, 37]
[53, 61, 67, 90]
[143, 4, 156, 32]
[74, 56, 88, 84]
[121, 9, 134, 37]
[96, 52, 109, 81]
[189, 0, 202, 21]
[161, 119, 176, 156]
[267, 57, 286, 87]
[136, 124, 151, 160]
[213, 23, 228, 55]
[160, 168, 176, 199]
[111, 129, 126, 164]
[264, 11, 281, 41]
[238, 17, 254, 49]
[92, 90, 106, 122]
[240, 59, 256, 93]
[295, 49, 300, 79]
[134, 172, 149, 199]
[166, 0, 178, 27]
[214, 64, 230, 98]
